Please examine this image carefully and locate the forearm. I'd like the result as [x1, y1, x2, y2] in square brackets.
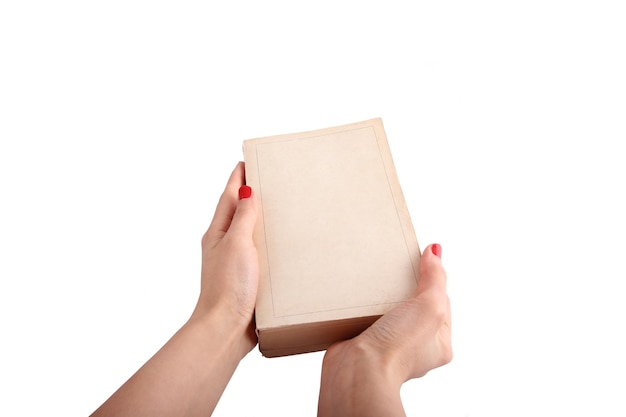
[91, 309, 249, 417]
[318, 340, 406, 417]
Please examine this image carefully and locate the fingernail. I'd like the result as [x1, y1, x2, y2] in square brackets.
[431, 243, 442, 258]
[238, 185, 252, 200]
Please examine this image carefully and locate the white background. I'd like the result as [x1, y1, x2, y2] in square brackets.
[1, 1, 625, 416]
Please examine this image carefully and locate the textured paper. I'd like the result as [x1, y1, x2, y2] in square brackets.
[243, 118, 420, 357]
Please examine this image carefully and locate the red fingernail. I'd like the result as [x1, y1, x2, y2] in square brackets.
[431, 243, 442, 258]
[238, 185, 252, 200]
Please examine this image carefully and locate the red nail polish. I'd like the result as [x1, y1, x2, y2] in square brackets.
[239, 185, 252, 200]
[431, 243, 442, 258]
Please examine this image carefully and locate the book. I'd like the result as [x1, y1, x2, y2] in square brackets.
[242, 118, 420, 357]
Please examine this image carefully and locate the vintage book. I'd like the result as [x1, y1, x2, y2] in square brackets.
[242, 118, 420, 357]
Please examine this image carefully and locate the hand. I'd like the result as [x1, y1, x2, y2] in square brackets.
[318, 244, 452, 417]
[91, 162, 259, 417]
[192, 161, 259, 353]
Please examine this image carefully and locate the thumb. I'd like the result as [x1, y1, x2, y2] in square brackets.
[227, 185, 258, 238]
[417, 243, 447, 295]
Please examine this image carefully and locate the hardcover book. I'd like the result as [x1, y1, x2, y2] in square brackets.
[243, 118, 420, 357]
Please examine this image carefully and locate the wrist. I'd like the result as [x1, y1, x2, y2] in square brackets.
[188, 304, 256, 361]
[323, 337, 404, 389]
[319, 339, 405, 417]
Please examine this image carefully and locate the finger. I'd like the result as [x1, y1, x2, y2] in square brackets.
[205, 162, 246, 241]
[226, 184, 258, 239]
[416, 244, 448, 295]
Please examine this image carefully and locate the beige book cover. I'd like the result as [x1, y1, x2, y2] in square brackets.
[243, 118, 420, 357]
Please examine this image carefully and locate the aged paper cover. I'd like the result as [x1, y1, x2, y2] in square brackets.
[243, 118, 420, 357]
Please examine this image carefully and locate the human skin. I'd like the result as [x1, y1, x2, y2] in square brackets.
[90, 162, 258, 417]
[317, 244, 452, 417]
[90, 161, 452, 417]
